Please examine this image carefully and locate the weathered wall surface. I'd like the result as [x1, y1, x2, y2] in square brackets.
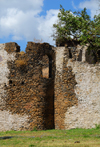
[55, 44, 100, 130]
[0, 41, 100, 131]
[0, 42, 55, 131]
[0, 43, 29, 131]
[55, 46, 78, 129]
[0, 110, 29, 131]
[65, 60, 100, 129]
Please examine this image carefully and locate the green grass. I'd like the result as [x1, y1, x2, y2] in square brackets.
[0, 128, 100, 147]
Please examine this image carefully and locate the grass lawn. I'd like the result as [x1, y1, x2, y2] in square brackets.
[0, 127, 100, 147]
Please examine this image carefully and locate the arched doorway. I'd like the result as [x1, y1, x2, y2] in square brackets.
[42, 55, 52, 78]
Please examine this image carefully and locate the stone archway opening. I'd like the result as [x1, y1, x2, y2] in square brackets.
[42, 55, 49, 78]
[42, 55, 52, 78]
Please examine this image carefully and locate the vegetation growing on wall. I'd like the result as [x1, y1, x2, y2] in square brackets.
[15, 59, 27, 68]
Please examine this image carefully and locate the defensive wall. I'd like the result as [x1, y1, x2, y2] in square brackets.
[0, 42, 100, 131]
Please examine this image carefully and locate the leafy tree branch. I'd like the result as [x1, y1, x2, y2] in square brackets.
[53, 5, 100, 53]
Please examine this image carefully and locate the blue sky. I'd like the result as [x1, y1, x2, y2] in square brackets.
[0, 0, 99, 51]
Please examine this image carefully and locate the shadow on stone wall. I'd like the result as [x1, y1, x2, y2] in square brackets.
[4, 42, 55, 130]
[55, 46, 78, 130]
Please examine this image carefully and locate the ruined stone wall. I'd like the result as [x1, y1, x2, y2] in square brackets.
[1, 41, 100, 131]
[55, 46, 78, 129]
[55, 44, 100, 130]
[0, 42, 55, 131]
[0, 43, 29, 131]
[65, 60, 100, 129]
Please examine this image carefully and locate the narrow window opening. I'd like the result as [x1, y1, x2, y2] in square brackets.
[49, 56, 52, 78]
[21, 81, 24, 85]
[42, 55, 52, 78]
[77, 50, 82, 61]
[69, 49, 72, 58]
[42, 55, 49, 78]
[9, 80, 12, 84]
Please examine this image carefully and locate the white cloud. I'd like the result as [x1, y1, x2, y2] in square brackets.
[12, 36, 23, 40]
[0, 0, 43, 14]
[79, 0, 99, 18]
[0, 0, 59, 46]
[38, 9, 59, 45]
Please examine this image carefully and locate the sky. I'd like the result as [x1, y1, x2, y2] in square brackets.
[0, 0, 99, 51]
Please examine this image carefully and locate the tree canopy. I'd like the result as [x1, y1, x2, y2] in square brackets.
[53, 5, 100, 52]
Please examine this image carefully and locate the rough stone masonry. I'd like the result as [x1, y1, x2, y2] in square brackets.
[0, 41, 100, 131]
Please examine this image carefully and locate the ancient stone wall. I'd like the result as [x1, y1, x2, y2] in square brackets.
[65, 60, 100, 129]
[55, 46, 78, 129]
[0, 43, 29, 131]
[0, 42, 55, 131]
[0, 41, 100, 131]
[55, 44, 100, 130]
